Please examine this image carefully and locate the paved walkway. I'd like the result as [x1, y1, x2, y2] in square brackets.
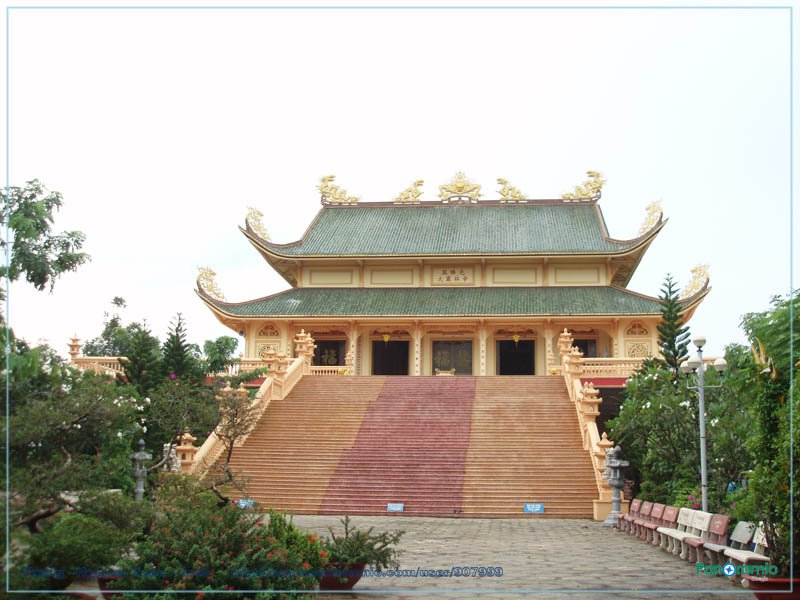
[293, 516, 756, 600]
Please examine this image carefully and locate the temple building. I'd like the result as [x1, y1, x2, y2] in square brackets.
[197, 172, 709, 380]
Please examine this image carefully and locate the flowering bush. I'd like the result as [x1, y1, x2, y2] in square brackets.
[115, 477, 324, 597]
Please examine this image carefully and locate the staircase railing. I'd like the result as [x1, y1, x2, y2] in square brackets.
[188, 330, 318, 478]
[581, 357, 643, 378]
[557, 329, 617, 519]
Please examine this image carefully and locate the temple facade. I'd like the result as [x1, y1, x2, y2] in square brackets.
[197, 173, 709, 379]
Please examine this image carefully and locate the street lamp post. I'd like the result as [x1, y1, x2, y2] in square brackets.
[680, 336, 727, 513]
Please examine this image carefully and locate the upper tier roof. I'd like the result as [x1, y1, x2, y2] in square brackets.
[198, 285, 708, 319]
[243, 200, 664, 258]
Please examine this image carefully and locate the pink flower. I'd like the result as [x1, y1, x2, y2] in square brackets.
[170, 373, 177, 380]
[688, 495, 694, 501]
[692, 503, 700, 509]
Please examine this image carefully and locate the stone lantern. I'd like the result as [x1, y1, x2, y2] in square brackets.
[602, 445, 629, 527]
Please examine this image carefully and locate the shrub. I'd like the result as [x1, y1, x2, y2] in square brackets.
[27, 513, 129, 578]
[115, 477, 324, 597]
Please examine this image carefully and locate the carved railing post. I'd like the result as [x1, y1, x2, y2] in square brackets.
[580, 382, 602, 421]
[293, 329, 316, 374]
[176, 431, 197, 472]
[567, 346, 584, 378]
[558, 329, 573, 362]
[344, 351, 354, 375]
[595, 432, 614, 497]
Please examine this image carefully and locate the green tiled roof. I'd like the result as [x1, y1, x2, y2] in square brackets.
[252, 203, 651, 257]
[203, 286, 664, 317]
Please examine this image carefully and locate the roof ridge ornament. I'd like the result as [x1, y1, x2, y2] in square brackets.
[561, 170, 605, 201]
[319, 175, 360, 205]
[680, 264, 710, 299]
[638, 200, 663, 235]
[246, 207, 270, 240]
[439, 172, 482, 203]
[394, 180, 424, 204]
[197, 266, 225, 301]
[497, 178, 527, 202]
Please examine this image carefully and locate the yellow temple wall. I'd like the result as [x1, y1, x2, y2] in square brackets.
[298, 259, 616, 289]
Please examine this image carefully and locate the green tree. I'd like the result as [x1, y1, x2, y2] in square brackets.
[737, 292, 799, 575]
[656, 274, 690, 378]
[122, 322, 163, 396]
[83, 297, 129, 356]
[203, 335, 239, 375]
[161, 313, 202, 382]
[0, 179, 89, 304]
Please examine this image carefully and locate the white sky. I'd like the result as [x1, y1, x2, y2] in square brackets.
[3, 1, 797, 358]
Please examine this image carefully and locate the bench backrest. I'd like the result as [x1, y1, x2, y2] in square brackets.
[676, 507, 696, 531]
[753, 522, 769, 555]
[661, 506, 680, 527]
[729, 520, 756, 550]
[629, 498, 642, 516]
[707, 514, 730, 545]
[650, 503, 665, 523]
[687, 510, 713, 540]
[639, 501, 653, 519]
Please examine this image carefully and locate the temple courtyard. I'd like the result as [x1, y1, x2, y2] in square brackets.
[295, 515, 754, 599]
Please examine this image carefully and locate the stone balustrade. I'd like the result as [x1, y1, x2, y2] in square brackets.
[557, 328, 628, 521]
[581, 357, 644, 378]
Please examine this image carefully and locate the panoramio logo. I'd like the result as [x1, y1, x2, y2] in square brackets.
[695, 562, 778, 577]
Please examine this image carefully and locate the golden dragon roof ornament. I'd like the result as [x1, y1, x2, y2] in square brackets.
[497, 178, 526, 202]
[394, 180, 424, 204]
[319, 175, 359, 205]
[246, 207, 270, 240]
[638, 200, 663, 235]
[438, 172, 482, 203]
[197, 266, 225, 301]
[680, 264, 710, 299]
[561, 170, 605, 201]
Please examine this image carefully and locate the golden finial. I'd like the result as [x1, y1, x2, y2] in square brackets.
[246, 207, 270, 240]
[197, 266, 225, 301]
[680, 264, 710, 299]
[497, 178, 526, 202]
[561, 170, 605, 201]
[638, 200, 663, 235]
[318, 175, 359, 205]
[394, 180, 424, 204]
[438, 172, 482, 202]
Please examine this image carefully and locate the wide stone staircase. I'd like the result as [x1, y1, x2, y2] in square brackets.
[221, 376, 597, 518]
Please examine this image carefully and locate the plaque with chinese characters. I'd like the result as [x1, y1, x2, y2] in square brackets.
[432, 267, 473, 286]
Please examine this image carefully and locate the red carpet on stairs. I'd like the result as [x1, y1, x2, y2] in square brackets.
[319, 377, 476, 516]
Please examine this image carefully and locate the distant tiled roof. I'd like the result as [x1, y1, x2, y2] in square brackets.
[200, 286, 665, 318]
[246, 202, 659, 257]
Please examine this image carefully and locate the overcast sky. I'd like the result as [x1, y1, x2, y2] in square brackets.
[3, 1, 797, 358]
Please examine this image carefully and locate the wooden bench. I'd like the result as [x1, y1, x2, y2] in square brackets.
[642, 504, 676, 546]
[619, 498, 642, 533]
[684, 513, 729, 562]
[704, 519, 753, 568]
[657, 507, 695, 554]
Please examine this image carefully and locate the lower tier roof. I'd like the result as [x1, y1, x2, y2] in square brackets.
[199, 286, 666, 318]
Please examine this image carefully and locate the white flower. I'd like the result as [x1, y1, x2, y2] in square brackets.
[142, 426, 147, 433]
[144, 397, 151, 404]
[74, 424, 81, 429]
[680, 400, 690, 408]
[116, 432, 123, 438]
[710, 418, 719, 427]
[643, 401, 651, 409]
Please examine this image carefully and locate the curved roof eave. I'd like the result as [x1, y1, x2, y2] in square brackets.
[241, 213, 667, 261]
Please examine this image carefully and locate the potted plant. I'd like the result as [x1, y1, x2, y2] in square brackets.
[319, 516, 404, 590]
